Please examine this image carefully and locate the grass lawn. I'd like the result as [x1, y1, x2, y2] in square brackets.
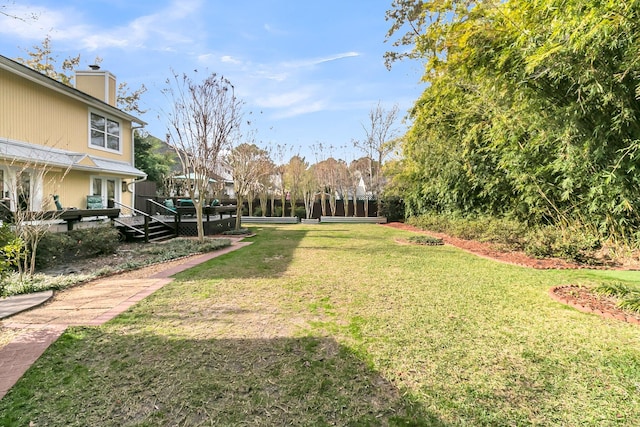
[1, 224, 639, 425]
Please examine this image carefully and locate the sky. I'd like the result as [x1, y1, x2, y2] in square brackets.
[0, 0, 424, 162]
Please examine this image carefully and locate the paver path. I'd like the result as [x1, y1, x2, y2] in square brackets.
[0, 241, 251, 399]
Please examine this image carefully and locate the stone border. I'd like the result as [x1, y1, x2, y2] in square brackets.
[549, 285, 640, 326]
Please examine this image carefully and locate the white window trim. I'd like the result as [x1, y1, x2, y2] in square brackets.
[0, 166, 7, 200]
[90, 175, 122, 207]
[88, 109, 123, 154]
[4, 167, 43, 211]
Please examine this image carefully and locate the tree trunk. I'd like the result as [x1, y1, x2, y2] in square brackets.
[270, 194, 275, 217]
[260, 193, 267, 217]
[320, 193, 327, 216]
[194, 202, 205, 241]
[235, 195, 244, 229]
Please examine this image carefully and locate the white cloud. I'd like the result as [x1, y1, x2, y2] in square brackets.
[263, 23, 287, 36]
[273, 100, 328, 119]
[220, 55, 242, 65]
[282, 52, 360, 69]
[255, 89, 315, 109]
[0, 0, 204, 52]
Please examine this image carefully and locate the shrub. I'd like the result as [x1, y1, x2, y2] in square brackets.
[594, 281, 640, 315]
[594, 282, 633, 298]
[36, 226, 120, 268]
[618, 295, 640, 314]
[408, 213, 602, 263]
[294, 206, 306, 219]
[0, 223, 24, 296]
[524, 225, 601, 263]
[252, 206, 262, 217]
[222, 228, 251, 235]
[36, 232, 74, 268]
[380, 196, 405, 222]
[274, 206, 283, 217]
[407, 235, 443, 246]
[69, 226, 120, 256]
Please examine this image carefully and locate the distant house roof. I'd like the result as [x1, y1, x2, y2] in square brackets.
[0, 54, 146, 126]
[0, 138, 146, 178]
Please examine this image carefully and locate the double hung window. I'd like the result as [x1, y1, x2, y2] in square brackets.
[90, 112, 120, 152]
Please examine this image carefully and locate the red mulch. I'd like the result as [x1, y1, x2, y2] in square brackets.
[383, 222, 640, 326]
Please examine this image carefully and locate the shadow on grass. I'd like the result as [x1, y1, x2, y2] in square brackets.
[0, 328, 447, 426]
[174, 227, 309, 281]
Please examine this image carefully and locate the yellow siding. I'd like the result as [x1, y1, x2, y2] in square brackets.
[4, 166, 135, 211]
[0, 68, 133, 162]
[75, 71, 116, 107]
[1, 65, 138, 213]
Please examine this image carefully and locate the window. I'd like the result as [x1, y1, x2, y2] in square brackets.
[90, 112, 120, 151]
[17, 171, 31, 211]
[91, 176, 119, 207]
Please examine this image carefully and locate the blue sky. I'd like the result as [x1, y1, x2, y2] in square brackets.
[0, 0, 423, 161]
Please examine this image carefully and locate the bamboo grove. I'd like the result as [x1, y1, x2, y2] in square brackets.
[386, 0, 640, 243]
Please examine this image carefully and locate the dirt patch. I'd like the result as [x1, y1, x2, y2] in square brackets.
[383, 222, 640, 326]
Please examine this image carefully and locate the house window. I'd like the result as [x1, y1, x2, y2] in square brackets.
[91, 176, 119, 207]
[17, 171, 31, 211]
[90, 112, 120, 151]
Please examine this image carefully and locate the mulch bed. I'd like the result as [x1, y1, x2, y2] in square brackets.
[383, 222, 640, 326]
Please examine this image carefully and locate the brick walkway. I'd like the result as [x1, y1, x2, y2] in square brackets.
[0, 241, 251, 399]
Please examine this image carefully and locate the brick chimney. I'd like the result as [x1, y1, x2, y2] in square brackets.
[74, 65, 117, 107]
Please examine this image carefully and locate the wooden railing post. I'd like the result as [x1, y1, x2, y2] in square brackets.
[144, 216, 149, 243]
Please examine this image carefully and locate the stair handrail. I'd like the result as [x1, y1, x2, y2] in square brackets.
[110, 199, 173, 228]
[146, 199, 180, 218]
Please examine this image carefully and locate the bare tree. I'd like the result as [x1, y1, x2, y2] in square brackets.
[257, 157, 276, 217]
[1, 1, 39, 23]
[272, 144, 289, 217]
[227, 143, 271, 229]
[2, 153, 71, 278]
[354, 102, 400, 215]
[348, 159, 367, 216]
[350, 156, 377, 217]
[301, 165, 318, 219]
[334, 159, 350, 216]
[164, 71, 242, 241]
[285, 155, 308, 218]
[315, 158, 342, 216]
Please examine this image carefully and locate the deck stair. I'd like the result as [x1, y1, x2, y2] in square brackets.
[112, 200, 177, 243]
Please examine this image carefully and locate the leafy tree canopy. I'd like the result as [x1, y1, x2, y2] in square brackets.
[387, 0, 640, 242]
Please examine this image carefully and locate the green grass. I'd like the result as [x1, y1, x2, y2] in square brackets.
[1, 224, 639, 425]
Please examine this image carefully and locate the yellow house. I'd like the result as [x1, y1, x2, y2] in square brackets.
[0, 54, 146, 214]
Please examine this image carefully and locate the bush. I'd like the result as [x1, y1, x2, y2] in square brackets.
[407, 213, 601, 263]
[274, 206, 283, 217]
[594, 281, 640, 315]
[69, 226, 120, 256]
[380, 196, 405, 222]
[0, 223, 24, 296]
[222, 228, 251, 235]
[36, 226, 120, 268]
[524, 226, 601, 263]
[407, 235, 443, 246]
[252, 206, 263, 217]
[294, 206, 306, 219]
